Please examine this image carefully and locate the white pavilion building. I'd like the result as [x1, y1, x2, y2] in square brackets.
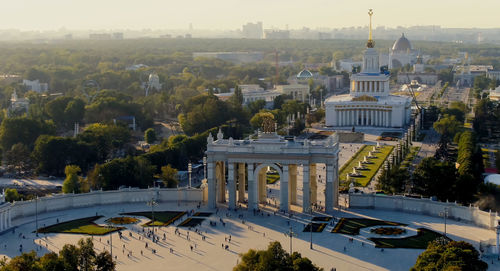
[325, 11, 411, 128]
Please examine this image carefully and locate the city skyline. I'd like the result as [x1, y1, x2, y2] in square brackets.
[2, 0, 499, 31]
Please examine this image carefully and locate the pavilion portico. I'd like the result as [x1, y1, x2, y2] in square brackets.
[206, 129, 339, 213]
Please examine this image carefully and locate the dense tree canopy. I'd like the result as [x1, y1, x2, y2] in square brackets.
[0, 238, 115, 271]
[234, 241, 322, 271]
[411, 240, 487, 271]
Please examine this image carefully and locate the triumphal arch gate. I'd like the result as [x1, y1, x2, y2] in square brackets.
[206, 129, 339, 213]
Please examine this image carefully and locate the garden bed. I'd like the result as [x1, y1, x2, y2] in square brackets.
[178, 218, 205, 227]
[303, 223, 326, 233]
[121, 211, 186, 227]
[331, 218, 406, 235]
[105, 217, 139, 225]
[339, 145, 394, 187]
[369, 228, 449, 249]
[370, 227, 406, 236]
[37, 216, 123, 235]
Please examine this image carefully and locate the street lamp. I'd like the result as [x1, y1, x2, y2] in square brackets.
[147, 197, 158, 236]
[203, 157, 207, 180]
[285, 215, 296, 254]
[188, 162, 192, 188]
[439, 207, 449, 237]
[496, 221, 500, 260]
[35, 196, 39, 237]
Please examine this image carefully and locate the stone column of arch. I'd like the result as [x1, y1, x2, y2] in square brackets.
[207, 161, 216, 208]
[237, 163, 246, 203]
[325, 162, 335, 212]
[216, 162, 226, 203]
[247, 164, 258, 211]
[228, 163, 236, 210]
[288, 165, 297, 205]
[302, 164, 310, 211]
[0, 211, 4, 231]
[8, 210, 11, 227]
[258, 169, 266, 204]
[280, 165, 289, 211]
[310, 164, 317, 205]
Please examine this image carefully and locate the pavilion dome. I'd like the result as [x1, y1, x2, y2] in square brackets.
[296, 69, 313, 79]
[392, 33, 412, 52]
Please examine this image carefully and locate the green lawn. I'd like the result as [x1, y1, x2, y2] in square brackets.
[121, 211, 186, 227]
[37, 216, 123, 235]
[369, 228, 449, 249]
[331, 218, 406, 235]
[267, 171, 280, 184]
[339, 145, 394, 187]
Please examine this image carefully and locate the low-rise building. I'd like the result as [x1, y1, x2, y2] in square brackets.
[23, 79, 48, 93]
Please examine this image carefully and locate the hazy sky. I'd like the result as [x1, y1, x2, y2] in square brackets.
[2, 0, 499, 30]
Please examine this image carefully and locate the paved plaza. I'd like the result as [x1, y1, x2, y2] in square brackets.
[1, 201, 499, 271]
[0, 132, 494, 270]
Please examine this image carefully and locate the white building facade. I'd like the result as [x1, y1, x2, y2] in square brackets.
[325, 20, 411, 128]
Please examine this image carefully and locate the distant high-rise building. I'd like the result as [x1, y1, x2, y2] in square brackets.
[242, 22, 263, 39]
[264, 30, 290, 39]
[89, 33, 112, 40]
[112, 32, 124, 40]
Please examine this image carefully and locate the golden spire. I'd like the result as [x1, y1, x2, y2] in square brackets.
[366, 9, 375, 48]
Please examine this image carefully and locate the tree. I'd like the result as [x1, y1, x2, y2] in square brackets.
[59, 244, 80, 271]
[411, 240, 487, 271]
[78, 238, 96, 271]
[377, 166, 409, 194]
[144, 128, 157, 144]
[4, 188, 20, 202]
[234, 241, 322, 271]
[247, 100, 266, 115]
[0, 238, 115, 271]
[230, 85, 243, 105]
[62, 165, 81, 194]
[95, 251, 115, 271]
[412, 157, 457, 201]
[160, 164, 179, 188]
[250, 112, 275, 130]
[5, 143, 31, 175]
[433, 114, 462, 142]
[0, 117, 55, 151]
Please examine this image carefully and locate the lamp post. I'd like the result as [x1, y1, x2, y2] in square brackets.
[35, 196, 39, 237]
[203, 157, 207, 180]
[496, 221, 500, 260]
[147, 197, 158, 236]
[285, 216, 296, 254]
[188, 162, 192, 188]
[440, 207, 449, 237]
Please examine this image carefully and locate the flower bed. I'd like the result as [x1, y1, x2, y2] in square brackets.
[105, 217, 139, 225]
[370, 227, 406, 236]
[331, 218, 406, 235]
[121, 211, 186, 227]
[369, 228, 449, 249]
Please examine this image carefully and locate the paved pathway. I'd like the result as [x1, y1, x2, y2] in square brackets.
[1, 202, 499, 271]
